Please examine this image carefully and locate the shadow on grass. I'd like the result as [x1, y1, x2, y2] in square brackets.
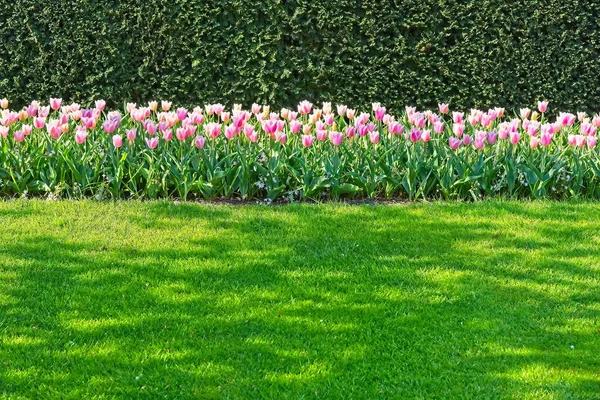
[0, 201, 599, 398]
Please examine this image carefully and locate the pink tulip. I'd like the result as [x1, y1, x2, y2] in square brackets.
[487, 131, 498, 144]
[452, 123, 465, 137]
[129, 108, 143, 122]
[205, 123, 222, 138]
[194, 135, 206, 148]
[510, 131, 521, 145]
[148, 101, 158, 111]
[530, 137, 540, 149]
[75, 127, 88, 144]
[50, 98, 62, 111]
[225, 125, 237, 139]
[346, 108, 355, 120]
[421, 129, 431, 143]
[244, 123, 255, 137]
[38, 106, 50, 118]
[185, 125, 197, 137]
[336, 105, 347, 117]
[262, 120, 278, 135]
[468, 111, 481, 126]
[251, 103, 261, 114]
[125, 129, 136, 142]
[275, 132, 287, 144]
[125, 103, 135, 114]
[388, 121, 404, 135]
[176, 107, 188, 121]
[316, 129, 328, 141]
[161, 101, 172, 111]
[438, 103, 449, 114]
[47, 120, 61, 139]
[34, 117, 46, 129]
[14, 130, 25, 143]
[538, 101, 548, 113]
[448, 137, 461, 150]
[520, 108, 531, 119]
[0, 99, 8, 109]
[95, 100, 106, 111]
[462, 134, 473, 146]
[158, 121, 169, 132]
[433, 121, 444, 134]
[0, 126, 7, 138]
[592, 116, 600, 127]
[369, 130, 380, 144]
[578, 112, 586, 122]
[345, 126, 356, 137]
[81, 117, 96, 129]
[410, 128, 421, 142]
[176, 127, 187, 141]
[452, 112, 464, 124]
[246, 130, 259, 143]
[540, 132, 552, 147]
[113, 134, 123, 148]
[276, 119, 285, 132]
[200, 103, 215, 115]
[575, 134, 586, 147]
[324, 113, 334, 125]
[559, 113, 576, 126]
[25, 105, 36, 117]
[587, 136, 597, 148]
[211, 104, 224, 116]
[221, 112, 230, 123]
[144, 120, 157, 135]
[356, 123, 367, 137]
[189, 111, 204, 125]
[428, 112, 440, 125]
[473, 136, 486, 149]
[59, 113, 69, 125]
[581, 122, 596, 136]
[103, 115, 121, 134]
[298, 100, 313, 115]
[146, 137, 159, 149]
[568, 134, 576, 146]
[330, 131, 343, 146]
[162, 129, 173, 141]
[301, 134, 315, 147]
[527, 122, 540, 137]
[21, 125, 32, 136]
[289, 120, 302, 133]
[481, 114, 493, 128]
[375, 107, 386, 121]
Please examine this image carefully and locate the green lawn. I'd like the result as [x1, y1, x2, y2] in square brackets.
[0, 200, 599, 399]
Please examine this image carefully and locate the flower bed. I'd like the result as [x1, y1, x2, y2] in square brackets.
[0, 98, 599, 201]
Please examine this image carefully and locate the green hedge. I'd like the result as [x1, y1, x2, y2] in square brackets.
[1, 0, 599, 112]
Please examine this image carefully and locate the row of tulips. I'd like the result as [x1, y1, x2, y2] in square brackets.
[1, 97, 600, 201]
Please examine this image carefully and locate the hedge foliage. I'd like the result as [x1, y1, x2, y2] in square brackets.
[1, 0, 599, 112]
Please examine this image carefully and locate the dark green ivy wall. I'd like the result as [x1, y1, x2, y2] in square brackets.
[1, 0, 599, 112]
